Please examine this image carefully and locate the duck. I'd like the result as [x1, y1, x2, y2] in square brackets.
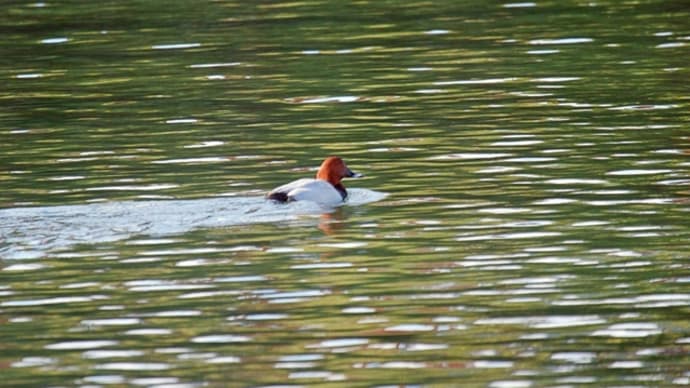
[266, 156, 362, 205]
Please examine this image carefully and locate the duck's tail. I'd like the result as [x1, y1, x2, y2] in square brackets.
[266, 191, 290, 202]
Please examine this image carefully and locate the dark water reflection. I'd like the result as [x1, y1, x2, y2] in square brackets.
[2, 0, 690, 387]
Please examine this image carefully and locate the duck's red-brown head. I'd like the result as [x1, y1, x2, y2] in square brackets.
[316, 156, 362, 188]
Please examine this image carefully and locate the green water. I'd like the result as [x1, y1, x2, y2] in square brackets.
[1, 1, 689, 387]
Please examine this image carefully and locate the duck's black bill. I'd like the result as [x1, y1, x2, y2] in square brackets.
[346, 168, 363, 178]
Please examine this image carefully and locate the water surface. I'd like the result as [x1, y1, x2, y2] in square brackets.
[1, 1, 689, 387]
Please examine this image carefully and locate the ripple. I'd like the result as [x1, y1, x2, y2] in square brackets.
[456, 231, 561, 242]
[415, 88, 445, 94]
[3, 263, 46, 271]
[82, 376, 126, 384]
[479, 207, 532, 214]
[2, 295, 107, 307]
[165, 118, 198, 124]
[41, 37, 69, 44]
[529, 38, 593, 45]
[259, 289, 331, 303]
[290, 262, 353, 269]
[96, 362, 170, 370]
[526, 256, 596, 265]
[527, 49, 560, 54]
[458, 259, 516, 268]
[592, 323, 661, 338]
[609, 104, 677, 111]
[177, 352, 216, 360]
[276, 361, 317, 369]
[607, 169, 672, 176]
[297, 95, 360, 103]
[546, 178, 608, 185]
[137, 310, 202, 317]
[342, 307, 376, 314]
[129, 377, 179, 385]
[280, 354, 324, 362]
[307, 338, 369, 348]
[609, 361, 644, 368]
[503, 2, 536, 7]
[491, 140, 543, 146]
[176, 258, 216, 267]
[152, 157, 229, 164]
[214, 275, 267, 283]
[288, 371, 346, 381]
[552, 298, 636, 306]
[532, 198, 578, 205]
[206, 356, 241, 364]
[505, 157, 557, 163]
[191, 334, 252, 343]
[81, 318, 141, 326]
[12, 357, 56, 368]
[368, 146, 420, 152]
[434, 78, 517, 85]
[557, 377, 597, 384]
[188, 62, 240, 68]
[500, 275, 573, 285]
[635, 294, 690, 308]
[524, 246, 568, 252]
[477, 166, 520, 173]
[155, 347, 191, 354]
[384, 324, 435, 332]
[425, 29, 450, 35]
[318, 241, 368, 248]
[183, 141, 225, 149]
[45, 340, 118, 350]
[16, 73, 43, 79]
[474, 360, 514, 368]
[244, 313, 289, 321]
[475, 315, 605, 328]
[61, 283, 99, 291]
[429, 153, 512, 160]
[125, 328, 173, 335]
[178, 290, 240, 299]
[364, 361, 427, 369]
[656, 42, 686, 49]
[489, 381, 533, 388]
[551, 352, 596, 364]
[127, 281, 214, 292]
[586, 198, 674, 206]
[532, 77, 580, 82]
[637, 294, 690, 302]
[152, 43, 201, 50]
[657, 179, 690, 186]
[82, 350, 145, 359]
[84, 184, 179, 191]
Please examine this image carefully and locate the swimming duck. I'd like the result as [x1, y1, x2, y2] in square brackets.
[266, 156, 362, 205]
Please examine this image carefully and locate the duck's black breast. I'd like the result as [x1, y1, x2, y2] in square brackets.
[334, 184, 347, 200]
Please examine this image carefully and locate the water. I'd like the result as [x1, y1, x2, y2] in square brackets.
[1, 1, 689, 386]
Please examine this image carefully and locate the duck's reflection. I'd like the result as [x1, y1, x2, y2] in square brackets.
[318, 208, 346, 235]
